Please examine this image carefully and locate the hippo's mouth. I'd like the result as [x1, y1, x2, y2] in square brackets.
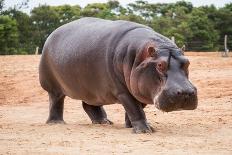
[153, 92, 198, 112]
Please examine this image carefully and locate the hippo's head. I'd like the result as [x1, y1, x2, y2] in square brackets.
[129, 42, 198, 112]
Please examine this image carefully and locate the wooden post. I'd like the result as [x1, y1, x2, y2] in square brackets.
[181, 45, 186, 54]
[224, 35, 229, 57]
[35, 47, 39, 55]
[171, 36, 175, 43]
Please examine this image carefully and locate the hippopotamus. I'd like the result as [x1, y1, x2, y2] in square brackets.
[39, 17, 198, 133]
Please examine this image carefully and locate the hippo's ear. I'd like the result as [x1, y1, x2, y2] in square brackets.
[147, 46, 157, 57]
[141, 43, 157, 60]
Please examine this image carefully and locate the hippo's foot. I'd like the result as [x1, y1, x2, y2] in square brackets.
[92, 118, 113, 125]
[132, 121, 154, 134]
[47, 93, 65, 124]
[46, 119, 66, 124]
[125, 123, 132, 128]
[82, 101, 112, 125]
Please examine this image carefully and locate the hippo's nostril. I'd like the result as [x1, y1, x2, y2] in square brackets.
[188, 91, 195, 96]
[177, 90, 182, 96]
[176, 89, 195, 98]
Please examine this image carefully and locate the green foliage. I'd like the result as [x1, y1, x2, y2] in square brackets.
[119, 13, 145, 24]
[30, 4, 82, 53]
[186, 9, 219, 51]
[108, 0, 120, 9]
[30, 5, 60, 52]
[221, 3, 232, 50]
[0, 0, 231, 54]
[204, 4, 232, 50]
[0, 15, 19, 54]
[3, 8, 35, 53]
[53, 5, 81, 24]
[81, 3, 116, 19]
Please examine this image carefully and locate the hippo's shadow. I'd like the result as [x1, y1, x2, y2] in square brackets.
[77, 123, 126, 130]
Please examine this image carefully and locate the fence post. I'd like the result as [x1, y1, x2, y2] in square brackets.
[181, 45, 186, 53]
[35, 47, 39, 55]
[225, 35, 229, 57]
[171, 36, 175, 43]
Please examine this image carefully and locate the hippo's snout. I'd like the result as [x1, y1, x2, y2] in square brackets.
[155, 86, 198, 112]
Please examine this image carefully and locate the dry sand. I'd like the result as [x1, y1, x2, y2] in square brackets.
[0, 52, 232, 154]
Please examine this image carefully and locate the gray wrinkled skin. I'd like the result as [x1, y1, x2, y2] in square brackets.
[39, 17, 198, 133]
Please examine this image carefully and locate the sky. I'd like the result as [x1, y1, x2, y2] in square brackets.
[4, 0, 232, 14]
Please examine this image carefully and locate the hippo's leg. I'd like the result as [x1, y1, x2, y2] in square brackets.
[46, 92, 65, 124]
[125, 104, 147, 128]
[82, 101, 113, 124]
[118, 94, 154, 133]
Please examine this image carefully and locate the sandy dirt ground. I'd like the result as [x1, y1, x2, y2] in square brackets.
[0, 52, 232, 155]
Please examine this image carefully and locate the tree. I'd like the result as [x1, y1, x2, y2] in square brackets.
[30, 5, 60, 53]
[0, 15, 19, 54]
[192, 4, 232, 50]
[186, 9, 219, 51]
[53, 5, 81, 24]
[0, 0, 231, 54]
[221, 3, 232, 49]
[175, 1, 193, 13]
[81, 3, 116, 19]
[151, 16, 172, 34]
[118, 13, 145, 24]
[108, 0, 120, 9]
[127, 1, 156, 21]
[3, 8, 34, 54]
[149, 2, 193, 48]
[30, 5, 83, 53]
[206, 4, 232, 50]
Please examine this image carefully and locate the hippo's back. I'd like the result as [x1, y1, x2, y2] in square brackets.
[43, 17, 147, 58]
[39, 17, 149, 104]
